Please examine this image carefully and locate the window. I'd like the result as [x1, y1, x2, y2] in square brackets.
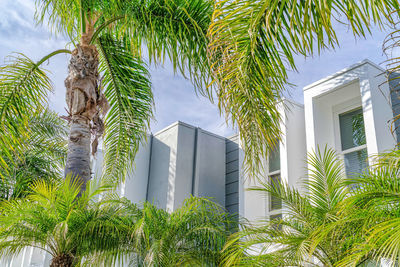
[268, 143, 280, 172]
[339, 107, 368, 177]
[269, 174, 282, 211]
[268, 143, 282, 213]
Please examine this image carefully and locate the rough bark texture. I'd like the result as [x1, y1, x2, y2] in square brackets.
[50, 253, 74, 267]
[64, 41, 107, 193]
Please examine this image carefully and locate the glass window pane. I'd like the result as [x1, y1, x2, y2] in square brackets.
[268, 143, 280, 172]
[269, 174, 282, 211]
[339, 108, 366, 150]
[344, 148, 368, 177]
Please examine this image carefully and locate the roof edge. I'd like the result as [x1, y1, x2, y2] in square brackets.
[303, 59, 385, 91]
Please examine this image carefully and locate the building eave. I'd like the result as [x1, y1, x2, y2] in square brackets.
[303, 59, 385, 91]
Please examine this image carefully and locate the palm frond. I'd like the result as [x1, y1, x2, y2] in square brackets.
[90, 0, 213, 93]
[0, 177, 134, 265]
[250, 179, 315, 228]
[306, 147, 348, 218]
[224, 147, 352, 266]
[207, 0, 400, 175]
[97, 33, 153, 184]
[337, 149, 400, 265]
[127, 196, 232, 266]
[0, 109, 67, 200]
[28, 109, 68, 166]
[35, 0, 81, 41]
[0, 54, 53, 173]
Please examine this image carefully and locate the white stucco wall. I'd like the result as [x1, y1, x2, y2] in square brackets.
[148, 122, 226, 211]
[92, 140, 151, 206]
[240, 99, 307, 224]
[280, 100, 307, 193]
[303, 59, 396, 163]
[147, 124, 179, 210]
[122, 140, 151, 205]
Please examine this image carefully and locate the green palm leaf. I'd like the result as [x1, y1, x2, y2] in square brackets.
[126, 197, 233, 267]
[336, 150, 400, 265]
[35, 0, 82, 40]
[96, 0, 213, 92]
[0, 100, 67, 200]
[223, 147, 352, 266]
[208, 0, 400, 175]
[0, 177, 133, 265]
[306, 147, 348, 217]
[0, 54, 53, 172]
[97, 34, 153, 184]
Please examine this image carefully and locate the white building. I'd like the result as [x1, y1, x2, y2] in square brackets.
[240, 99, 307, 223]
[241, 59, 397, 225]
[3, 59, 398, 266]
[304, 59, 396, 175]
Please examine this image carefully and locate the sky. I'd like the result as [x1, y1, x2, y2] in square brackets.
[0, 0, 395, 137]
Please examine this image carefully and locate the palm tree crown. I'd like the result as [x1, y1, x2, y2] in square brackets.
[222, 148, 355, 266]
[0, 0, 215, 193]
[126, 197, 235, 266]
[0, 177, 132, 267]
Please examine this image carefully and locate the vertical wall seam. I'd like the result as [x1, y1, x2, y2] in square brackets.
[145, 134, 153, 201]
[191, 127, 199, 195]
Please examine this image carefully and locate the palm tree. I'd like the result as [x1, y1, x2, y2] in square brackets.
[333, 149, 400, 266]
[0, 109, 67, 200]
[207, 0, 400, 174]
[0, 177, 133, 267]
[114, 197, 235, 267]
[2, 1, 399, 190]
[221, 148, 361, 266]
[0, 0, 214, 193]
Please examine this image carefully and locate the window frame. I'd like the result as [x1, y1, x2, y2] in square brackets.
[268, 173, 282, 212]
[333, 103, 368, 176]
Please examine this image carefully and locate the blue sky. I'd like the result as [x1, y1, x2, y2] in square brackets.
[0, 0, 394, 137]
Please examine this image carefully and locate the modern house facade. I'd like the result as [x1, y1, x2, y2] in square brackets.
[93, 121, 227, 212]
[239, 99, 307, 224]
[304, 59, 397, 177]
[2, 59, 398, 266]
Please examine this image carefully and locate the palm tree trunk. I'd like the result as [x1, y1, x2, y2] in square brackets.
[64, 39, 99, 193]
[65, 114, 91, 193]
[50, 253, 74, 267]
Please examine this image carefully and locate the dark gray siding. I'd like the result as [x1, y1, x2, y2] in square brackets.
[389, 72, 400, 144]
[225, 135, 239, 220]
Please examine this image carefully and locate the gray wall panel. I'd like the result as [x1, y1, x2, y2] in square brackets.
[174, 125, 196, 209]
[390, 73, 400, 143]
[226, 150, 239, 163]
[193, 130, 226, 206]
[225, 136, 239, 218]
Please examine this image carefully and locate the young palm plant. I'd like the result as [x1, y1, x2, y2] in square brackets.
[119, 197, 235, 267]
[0, 177, 133, 267]
[221, 147, 358, 266]
[0, 0, 214, 193]
[334, 149, 400, 266]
